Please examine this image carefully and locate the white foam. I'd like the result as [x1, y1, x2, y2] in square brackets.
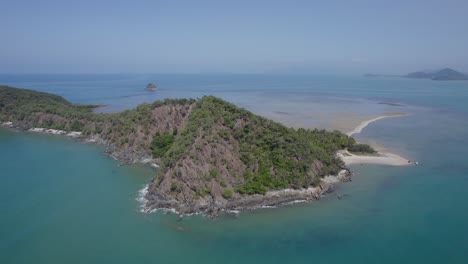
[260, 205, 276, 209]
[283, 199, 307, 205]
[136, 185, 171, 214]
[135, 185, 204, 216]
[136, 184, 154, 213]
[180, 211, 203, 217]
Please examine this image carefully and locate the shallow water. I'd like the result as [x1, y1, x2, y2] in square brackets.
[1, 74, 468, 263]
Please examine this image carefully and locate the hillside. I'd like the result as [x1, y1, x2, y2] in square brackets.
[0, 85, 372, 215]
[364, 68, 468, 81]
[405, 68, 468, 80]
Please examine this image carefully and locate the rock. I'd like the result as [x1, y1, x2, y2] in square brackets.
[2, 121, 13, 127]
[29, 128, 45, 132]
[337, 169, 352, 182]
[146, 83, 157, 91]
[66, 131, 82, 137]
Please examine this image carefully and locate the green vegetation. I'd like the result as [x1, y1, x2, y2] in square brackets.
[209, 169, 219, 178]
[405, 68, 468, 81]
[170, 182, 180, 192]
[0, 85, 194, 149]
[348, 143, 376, 154]
[311, 177, 322, 187]
[200, 188, 211, 198]
[163, 96, 360, 194]
[0, 86, 375, 197]
[222, 189, 234, 199]
[0, 85, 97, 130]
[151, 133, 175, 158]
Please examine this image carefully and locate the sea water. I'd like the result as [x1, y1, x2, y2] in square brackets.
[1, 74, 468, 263]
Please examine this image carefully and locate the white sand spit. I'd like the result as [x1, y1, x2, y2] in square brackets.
[347, 113, 407, 137]
[341, 113, 412, 166]
[341, 150, 410, 166]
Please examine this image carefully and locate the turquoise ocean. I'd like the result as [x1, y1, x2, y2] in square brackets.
[1, 74, 468, 263]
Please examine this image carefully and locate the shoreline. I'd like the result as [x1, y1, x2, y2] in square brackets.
[1, 111, 411, 218]
[141, 170, 352, 218]
[346, 113, 408, 137]
[1, 122, 354, 218]
[342, 114, 412, 166]
[341, 150, 410, 166]
[1, 123, 160, 167]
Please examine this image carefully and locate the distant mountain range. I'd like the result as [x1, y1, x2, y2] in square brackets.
[365, 68, 468, 81]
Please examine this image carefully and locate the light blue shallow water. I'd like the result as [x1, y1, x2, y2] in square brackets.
[1, 75, 468, 263]
[2, 74, 468, 113]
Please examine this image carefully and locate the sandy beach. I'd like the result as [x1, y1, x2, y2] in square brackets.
[341, 114, 412, 166]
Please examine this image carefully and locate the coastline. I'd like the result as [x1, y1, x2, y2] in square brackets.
[346, 113, 407, 137]
[141, 169, 352, 217]
[341, 114, 412, 166]
[1, 109, 411, 218]
[341, 150, 410, 166]
[1, 121, 353, 218]
[1, 122, 159, 167]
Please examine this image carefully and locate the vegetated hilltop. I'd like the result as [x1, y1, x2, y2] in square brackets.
[405, 68, 468, 80]
[364, 68, 468, 81]
[0, 85, 373, 215]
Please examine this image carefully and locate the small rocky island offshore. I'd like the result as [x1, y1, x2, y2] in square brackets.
[0, 85, 377, 217]
[146, 83, 157, 91]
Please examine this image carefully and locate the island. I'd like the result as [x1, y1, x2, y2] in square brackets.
[404, 68, 468, 81]
[1, 85, 396, 217]
[364, 68, 468, 81]
[146, 83, 157, 91]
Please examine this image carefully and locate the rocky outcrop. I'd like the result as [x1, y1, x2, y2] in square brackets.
[143, 169, 352, 217]
[146, 83, 157, 90]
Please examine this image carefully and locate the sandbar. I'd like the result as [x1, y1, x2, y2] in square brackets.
[341, 114, 413, 166]
[347, 113, 407, 137]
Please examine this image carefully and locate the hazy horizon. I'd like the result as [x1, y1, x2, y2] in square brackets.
[2, 0, 468, 75]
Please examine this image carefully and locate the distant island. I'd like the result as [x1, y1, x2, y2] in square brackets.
[365, 68, 468, 81]
[405, 68, 468, 81]
[0, 85, 389, 217]
[146, 83, 157, 91]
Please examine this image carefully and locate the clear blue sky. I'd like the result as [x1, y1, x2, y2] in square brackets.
[1, 0, 467, 74]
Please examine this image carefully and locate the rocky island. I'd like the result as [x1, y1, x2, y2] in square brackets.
[365, 68, 468, 81]
[146, 83, 157, 90]
[0, 85, 377, 217]
[404, 68, 468, 81]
